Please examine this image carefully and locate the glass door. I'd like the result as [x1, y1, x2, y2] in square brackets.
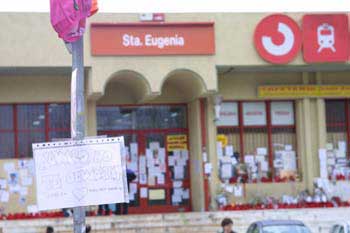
[97, 104, 191, 214]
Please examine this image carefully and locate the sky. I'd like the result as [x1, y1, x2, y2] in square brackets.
[0, 0, 349, 13]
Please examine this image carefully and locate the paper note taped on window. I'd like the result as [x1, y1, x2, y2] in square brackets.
[149, 189, 165, 200]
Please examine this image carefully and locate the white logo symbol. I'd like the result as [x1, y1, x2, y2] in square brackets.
[317, 23, 336, 53]
[262, 22, 295, 56]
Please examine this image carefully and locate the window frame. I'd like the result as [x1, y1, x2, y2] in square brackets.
[325, 99, 350, 160]
[217, 100, 297, 183]
[0, 103, 70, 159]
[97, 103, 188, 131]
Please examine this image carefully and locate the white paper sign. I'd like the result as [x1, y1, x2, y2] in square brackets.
[338, 141, 347, 152]
[282, 151, 297, 171]
[140, 187, 148, 198]
[257, 147, 267, 155]
[182, 188, 190, 199]
[271, 101, 294, 126]
[27, 205, 38, 213]
[0, 179, 7, 189]
[217, 102, 238, 126]
[220, 163, 233, 179]
[32, 137, 129, 211]
[234, 185, 243, 197]
[174, 166, 185, 180]
[319, 149, 328, 179]
[173, 181, 183, 188]
[204, 163, 212, 175]
[225, 146, 234, 157]
[0, 191, 9, 202]
[243, 102, 266, 126]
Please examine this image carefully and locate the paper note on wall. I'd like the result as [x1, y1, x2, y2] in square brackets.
[220, 163, 233, 179]
[217, 142, 223, 157]
[338, 141, 347, 152]
[234, 185, 243, 197]
[172, 194, 182, 203]
[157, 174, 165, 185]
[224, 185, 234, 193]
[129, 193, 135, 201]
[202, 152, 208, 163]
[204, 163, 212, 175]
[167, 135, 187, 152]
[33, 137, 129, 211]
[174, 188, 183, 196]
[130, 143, 138, 156]
[4, 163, 15, 173]
[20, 187, 28, 196]
[139, 173, 147, 185]
[149, 189, 165, 200]
[257, 147, 267, 155]
[255, 155, 265, 163]
[319, 149, 328, 179]
[173, 181, 183, 188]
[244, 155, 255, 165]
[282, 151, 296, 171]
[0, 179, 7, 189]
[21, 176, 33, 186]
[149, 142, 160, 150]
[0, 191, 9, 202]
[285, 145, 293, 151]
[174, 166, 185, 180]
[27, 205, 38, 213]
[148, 175, 156, 186]
[261, 161, 269, 172]
[182, 189, 190, 199]
[140, 188, 148, 198]
[9, 184, 20, 194]
[326, 143, 334, 150]
[168, 156, 175, 166]
[139, 156, 146, 173]
[225, 146, 234, 157]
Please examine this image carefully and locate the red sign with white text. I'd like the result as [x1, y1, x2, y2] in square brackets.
[90, 22, 215, 56]
[254, 14, 302, 64]
[302, 14, 349, 63]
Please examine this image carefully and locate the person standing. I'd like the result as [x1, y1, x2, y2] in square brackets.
[115, 169, 136, 215]
[97, 203, 110, 216]
[46, 226, 54, 233]
[86, 224, 91, 233]
[218, 218, 237, 233]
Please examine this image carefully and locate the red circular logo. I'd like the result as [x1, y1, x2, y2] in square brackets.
[254, 14, 302, 64]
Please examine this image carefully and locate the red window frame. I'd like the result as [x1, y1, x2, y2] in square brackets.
[96, 103, 192, 214]
[325, 99, 350, 159]
[0, 103, 70, 159]
[217, 100, 297, 183]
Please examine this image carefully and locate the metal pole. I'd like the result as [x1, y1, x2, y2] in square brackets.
[71, 36, 86, 233]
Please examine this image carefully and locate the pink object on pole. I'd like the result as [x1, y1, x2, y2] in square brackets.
[50, 0, 92, 42]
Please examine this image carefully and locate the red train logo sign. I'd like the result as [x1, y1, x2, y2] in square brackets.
[254, 14, 350, 64]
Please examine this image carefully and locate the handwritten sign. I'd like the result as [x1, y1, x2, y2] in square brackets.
[32, 137, 129, 211]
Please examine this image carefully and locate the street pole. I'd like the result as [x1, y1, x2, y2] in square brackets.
[71, 36, 86, 233]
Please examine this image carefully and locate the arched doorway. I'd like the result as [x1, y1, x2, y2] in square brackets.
[96, 69, 207, 214]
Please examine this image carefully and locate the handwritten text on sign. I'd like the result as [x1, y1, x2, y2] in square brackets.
[32, 137, 128, 211]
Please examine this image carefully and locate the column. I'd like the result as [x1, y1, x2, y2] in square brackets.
[188, 99, 205, 211]
[206, 96, 220, 210]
